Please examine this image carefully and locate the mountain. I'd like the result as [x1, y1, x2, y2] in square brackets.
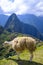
[18, 14, 43, 34]
[0, 14, 9, 27]
[5, 13, 43, 40]
[5, 13, 22, 33]
[0, 26, 4, 34]
[0, 14, 43, 34]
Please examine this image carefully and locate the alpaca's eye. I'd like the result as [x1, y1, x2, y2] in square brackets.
[16, 41, 18, 43]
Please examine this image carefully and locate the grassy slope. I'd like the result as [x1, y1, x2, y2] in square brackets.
[0, 45, 43, 65]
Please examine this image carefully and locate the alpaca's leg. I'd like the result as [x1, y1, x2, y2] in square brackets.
[30, 53, 33, 62]
[17, 52, 20, 60]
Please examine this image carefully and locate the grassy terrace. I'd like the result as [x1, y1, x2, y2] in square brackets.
[0, 45, 43, 65]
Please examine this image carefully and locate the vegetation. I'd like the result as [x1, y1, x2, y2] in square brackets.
[0, 46, 43, 65]
[0, 30, 26, 59]
[0, 29, 43, 65]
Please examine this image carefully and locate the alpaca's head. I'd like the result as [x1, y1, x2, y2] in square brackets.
[3, 41, 12, 48]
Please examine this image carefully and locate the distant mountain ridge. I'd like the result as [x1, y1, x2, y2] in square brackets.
[0, 14, 9, 27]
[5, 13, 43, 40]
[18, 14, 43, 34]
[0, 14, 43, 34]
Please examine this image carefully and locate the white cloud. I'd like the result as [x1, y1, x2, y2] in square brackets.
[35, 1, 43, 10]
[0, 0, 29, 15]
[0, 0, 43, 16]
[0, 0, 16, 12]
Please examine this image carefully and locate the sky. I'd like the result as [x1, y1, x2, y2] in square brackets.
[0, 0, 43, 16]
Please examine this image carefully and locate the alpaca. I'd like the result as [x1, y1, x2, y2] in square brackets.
[3, 36, 37, 61]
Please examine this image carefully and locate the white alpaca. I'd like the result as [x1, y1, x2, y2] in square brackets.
[3, 36, 36, 61]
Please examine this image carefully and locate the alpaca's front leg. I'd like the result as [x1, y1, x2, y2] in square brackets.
[30, 53, 33, 62]
[16, 52, 20, 60]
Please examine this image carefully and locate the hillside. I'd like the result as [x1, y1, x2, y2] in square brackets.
[0, 27, 26, 59]
[0, 26, 43, 65]
[0, 26, 24, 44]
[0, 46, 43, 65]
[5, 13, 43, 40]
[0, 26, 4, 34]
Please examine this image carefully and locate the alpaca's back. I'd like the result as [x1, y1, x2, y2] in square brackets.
[12, 37, 36, 53]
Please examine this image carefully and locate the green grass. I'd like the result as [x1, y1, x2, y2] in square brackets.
[0, 46, 43, 65]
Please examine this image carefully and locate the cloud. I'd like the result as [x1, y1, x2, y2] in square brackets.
[9, 0, 14, 2]
[35, 1, 43, 11]
[0, 0, 43, 16]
